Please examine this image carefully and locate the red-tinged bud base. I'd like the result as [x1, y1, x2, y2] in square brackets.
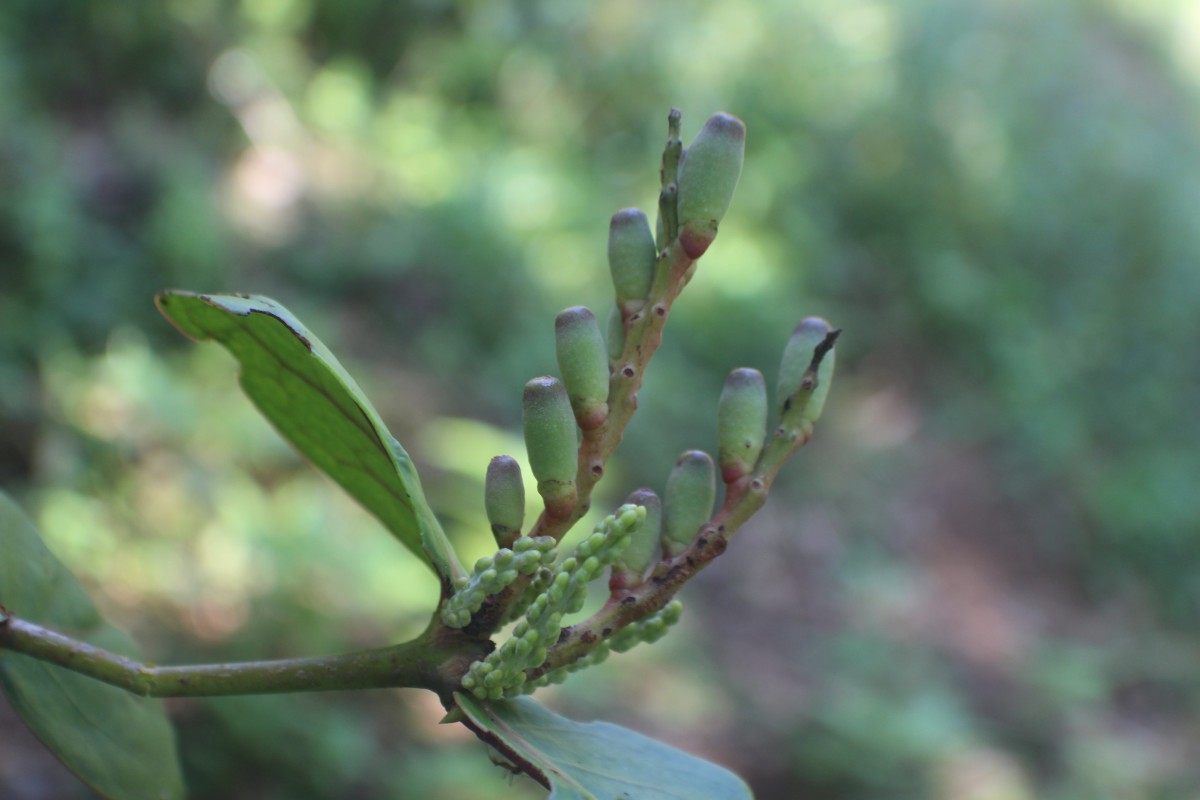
[608, 568, 641, 593]
[538, 479, 578, 520]
[574, 400, 609, 432]
[679, 220, 718, 259]
[721, 461, 753, 485]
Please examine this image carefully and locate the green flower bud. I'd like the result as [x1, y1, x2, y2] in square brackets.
[676, 113, 745, 259]
[555, 306, 610, 431]
[522, 377, 578, 519]
[485, 455, 525, 548]
[612, 489, 662, 588]
[662, 450, 716, 557]
[777, 318, 839, 425]
[606, 304, 625, 364]
[717, 367, 767, 483]
[465, 504, 643, 699]
[441, 540, 549, 629]
[607, 208, 657, 311]
[608, 599, 684, 653]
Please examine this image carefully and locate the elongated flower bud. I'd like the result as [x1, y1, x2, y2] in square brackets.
[606, 304, 625, 363]
[717, 367, 767, 483]
[777, 318, 839, 425]
[523, 377, 578, 519]
[676, 112, 745, 259]
[485, 455, 525, 548]
[611, 488, 662, 588]
[607, 208, 657, 311]
[662, 450, 715, 557]
[555, 306, 610, 431]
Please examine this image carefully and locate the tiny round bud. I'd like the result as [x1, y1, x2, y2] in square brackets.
[663, 450, 716, 557]
[676, 113, 746, 259]
[608, 208, 657, 310]
[523, 376, 579, 518]
[485, 455, 525, 547]
[717, 368, 767, 483]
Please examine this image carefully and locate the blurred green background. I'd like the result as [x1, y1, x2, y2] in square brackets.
[3, 0, 1200, 797]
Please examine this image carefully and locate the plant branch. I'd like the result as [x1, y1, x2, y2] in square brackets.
[533, 332, 841, 677]
[528, 241, 694, 545]
[0, 613, 484, 701]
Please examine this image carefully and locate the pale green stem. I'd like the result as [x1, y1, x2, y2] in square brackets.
[0, 614, 484, 701]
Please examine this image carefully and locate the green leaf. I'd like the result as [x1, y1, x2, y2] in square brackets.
[455, 693, 752, 800]
[156, 291, 461, 582]
[0, 493, 184, 800]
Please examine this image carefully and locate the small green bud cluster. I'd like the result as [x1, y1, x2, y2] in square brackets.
[608, 599, 683, 653]
[462, 504, 645, 699]
[441, 536, 557, 629]
[501, 565, 554, 626]
[519, 600, 684, 694]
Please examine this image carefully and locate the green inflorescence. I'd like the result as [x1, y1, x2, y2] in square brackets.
[520, 600, 684, 693]
[441, 536, 557, 629]
[462, 504, 646, 699]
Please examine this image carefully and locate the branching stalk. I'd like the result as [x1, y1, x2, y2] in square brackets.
[531, 330, 840, 678]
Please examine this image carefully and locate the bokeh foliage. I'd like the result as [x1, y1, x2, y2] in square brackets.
[3, 0, 1200, 797]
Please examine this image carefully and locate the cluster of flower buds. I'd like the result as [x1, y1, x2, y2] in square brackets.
[521, 600, 684, 693]
[448, 110, 840, 703]
[461, 505, 645, 700]
[441, 536, 557, 629]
